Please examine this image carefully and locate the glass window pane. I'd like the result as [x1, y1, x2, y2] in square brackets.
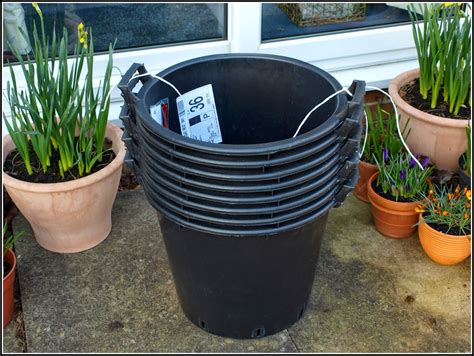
[3, 3, 227, 62]
[262, 3, 412, 41]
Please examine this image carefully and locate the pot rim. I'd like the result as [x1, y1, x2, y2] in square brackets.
[2, 122, 125, 193]
[367, 171, 419, 206]
[388, 68, 471, 128]
[359, 160, 378, 168]
[418, 214, 471, 239]
[3, 249, 17, 282]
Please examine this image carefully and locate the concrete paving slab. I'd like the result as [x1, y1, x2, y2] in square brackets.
[2, 273, 27, 354]
[9, 190, 297, 353]
[7, 190, 472, 353]
[3, 319, 23, 353]
[288, 194, 471, 353]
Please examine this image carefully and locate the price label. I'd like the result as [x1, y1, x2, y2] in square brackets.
[176, 84, 222, 143]
[150, 103, 163, 126]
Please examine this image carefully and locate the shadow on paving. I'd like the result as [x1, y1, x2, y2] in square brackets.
[3, 191, 471, 353]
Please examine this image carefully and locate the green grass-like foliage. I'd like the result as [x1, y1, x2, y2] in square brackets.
[3, 223, 24, 258]
[362, 103, 408, 164]
[465, 124, 471, 175]
[408, 3, 471, 116]
[416, 185, 471, 235]
[374, 151, 434, 201]
[3, 4, 114, 178]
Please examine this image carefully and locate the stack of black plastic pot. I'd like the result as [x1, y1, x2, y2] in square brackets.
[118, 55, 365, 339]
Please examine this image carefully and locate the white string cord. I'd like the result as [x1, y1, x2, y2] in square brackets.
[129, 72, 182, 96]
[293, 88, 354, 138]
[100, 70, 182, 113]
[360, 109, 369, 159]
[364, 85, 422, 169]
[292, 84, 422, 169]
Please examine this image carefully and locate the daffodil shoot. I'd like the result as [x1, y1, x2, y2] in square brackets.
[3, 3, 115, 178]
[408, 3, 471, 115]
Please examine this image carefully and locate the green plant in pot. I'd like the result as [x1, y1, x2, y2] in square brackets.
[416, 185, 471, 265]
[367, 150, 434, 239]
[2, 4, 125, 253]
[3, 224, 24, 327]
[388, 3, 471, 172]
[354, 103, 408, 203]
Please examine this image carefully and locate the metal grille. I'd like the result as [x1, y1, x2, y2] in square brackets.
[278, 3, 367, 27]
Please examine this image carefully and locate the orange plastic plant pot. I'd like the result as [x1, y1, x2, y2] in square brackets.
[367, 172, 419, 239]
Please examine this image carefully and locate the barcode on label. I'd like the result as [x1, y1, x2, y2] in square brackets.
[176, 84, 222, 144]
[177, 99, 185, 116]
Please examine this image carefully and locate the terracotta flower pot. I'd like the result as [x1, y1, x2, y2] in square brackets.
[367, 172, 419, 239]
[389, 68, 470, 172]
[3, 249, 16, 327]
[2, 123, 125, 253]
[418, 217, 471, 265]
[353, 160, 378, 203]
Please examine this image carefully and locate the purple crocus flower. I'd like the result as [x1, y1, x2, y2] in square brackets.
[421, 157, 430, 168]
[400, 169, 406, 180]
[383, 148, 389, 163]
[405, 184, 410, 191]
[409, 154, 421, 169]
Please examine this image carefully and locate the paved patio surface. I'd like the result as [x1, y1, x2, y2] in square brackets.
[3, 190, 471, 353]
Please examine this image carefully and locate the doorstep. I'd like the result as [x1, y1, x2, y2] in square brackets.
[3, 190, 471, 353]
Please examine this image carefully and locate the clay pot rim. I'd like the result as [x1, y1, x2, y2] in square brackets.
[367, 171, 419, 207]
[418, 214, 471, 239]
[359, 160, 378, 169]
[388, 68, 471, 128]
[3, 249, 16, 282]
[2, 123, 125, 193]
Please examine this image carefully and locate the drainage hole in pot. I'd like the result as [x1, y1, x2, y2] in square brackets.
[299, 306, 305, 319]
[252, 326, 265, 338]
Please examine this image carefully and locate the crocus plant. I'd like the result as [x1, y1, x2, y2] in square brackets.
[465, 124, 471, 175]
[374, 151, 434, 201]
[3, 223, 24, 258]
[415, 185, 471, 235]
[3, 3, 114, 178]
[362, 103, 408, 164]
[408, 2, 471, 115]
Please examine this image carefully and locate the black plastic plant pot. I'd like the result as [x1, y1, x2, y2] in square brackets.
[157, 210, 329, 339]
[118, 54, 365, 339]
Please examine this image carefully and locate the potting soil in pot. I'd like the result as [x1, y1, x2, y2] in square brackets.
[3, 139, 115, 183]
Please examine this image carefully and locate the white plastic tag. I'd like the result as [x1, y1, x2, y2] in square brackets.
[176, 84, 222, 143]
[150, 103, 163, 126]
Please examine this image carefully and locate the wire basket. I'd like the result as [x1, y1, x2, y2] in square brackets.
[278, 3, 367, 27]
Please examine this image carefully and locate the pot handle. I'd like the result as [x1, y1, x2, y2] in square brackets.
[117, 63, 150, 110]
[346, 80, 366, 113]
[118, 63, 151, 178]
[333, 151, 359, 208]
[332, 80, 366, 208]
[120, 104, 142, 179]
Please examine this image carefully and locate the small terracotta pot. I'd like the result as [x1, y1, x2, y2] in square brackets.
[367, 172, 419, 239]
[354, 160, 378, 203]
[389, 68, 470, 172]
[2, 123, 125, 253]
[3, 249, 16, 327]
[418, 217, 471, 265]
